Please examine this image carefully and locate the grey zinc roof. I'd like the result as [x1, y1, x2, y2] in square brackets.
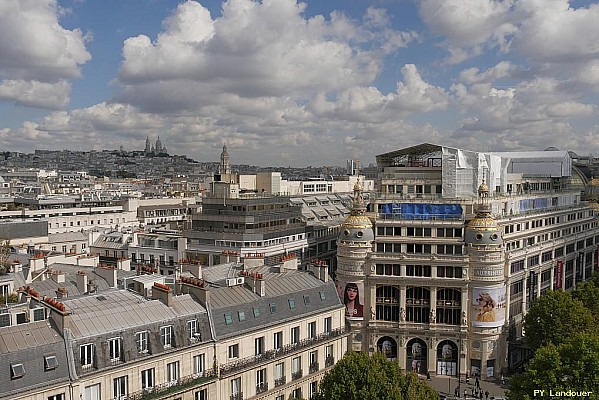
[207, 266, 342, 339]
[0, 320, 62, 353]
[48, 231, 88, 243]
[28, 263, 112, 298]
[63, 290, 207, 339]
[0, 320, 70, 400]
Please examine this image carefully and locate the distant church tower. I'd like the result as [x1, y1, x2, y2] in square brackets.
[220, 144, 231, 175]
[145, 136, 151, 153]
[336, 172, 374, 352]
[155, 136, 163, 153]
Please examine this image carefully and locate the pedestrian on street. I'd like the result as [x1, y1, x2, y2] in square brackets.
[455, 387, 460, 398]
[464, 389, 468, 399]
[485, 390, 490, 400]
[501, 374, 505, 385]
[476, 377, 480, 388]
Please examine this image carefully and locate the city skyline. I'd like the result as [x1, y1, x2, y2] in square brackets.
[1, 0, 598, 167]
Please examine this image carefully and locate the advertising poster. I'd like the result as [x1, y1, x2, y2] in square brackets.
[377, 337, 397, 359]
[555, 260, 563, 289]
[336, 280, 364, 320]
[471, 285, 506, 328]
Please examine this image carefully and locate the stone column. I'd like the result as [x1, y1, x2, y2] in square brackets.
[550, 265, 555, 291]
[521, 277, 527, 314]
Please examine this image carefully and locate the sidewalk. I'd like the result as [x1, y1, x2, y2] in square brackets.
[420, 374, 507, 399]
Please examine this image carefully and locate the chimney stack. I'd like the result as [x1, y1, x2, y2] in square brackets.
[76, 270, 88, 294]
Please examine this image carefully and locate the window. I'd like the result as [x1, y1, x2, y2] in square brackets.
[231, 377, 241, 396]
[436, 266, 463, 278]
[136, 331, 149, 353]
[292, 356, 302, 374]
[224, 313, 233, 325]
[275, 362, 285, 380]
[291, 326, 300, 344]
[269, 303, 277, 313]
[256, 368, 267, 391]
[406, 286, 430, 323]
[435, 288, 461, 325]
[10, 363, 25, 379]
[84, 384, 100, 400]
[376, 285, 400, 321]
[406, 265, 432, 277]
[253, 307, 261, 317]
[48, 394, 65, 400]
[324, 317, 332, 333]
[274, 331, 283, 350]
[308, 321, 316, 339]
[141, 368, 155, 390]
[33, 308, 45, 321]
[108, 338, 122, 362]
[375, 263, 401, 276]
[113, 376, 128, 400]
[319, 291, 326, 301]
[238, 310, 246, 321]
[228, 344, 239, 359]
[310, 381, 318, 398]
[303, 295, 310, 305]
[510, 260, 525, 274]
[160, 326, 173, 348]
[80, 343, 94, 367]
[44, 355, 59, 371]
[288, 299, 296, 309]
[193, 354, 205, 377]
[0, 313, 10, 327]
[255, 336, 265, 355]
[167, 361, 179, 383]
[194, 389, 208, 400]
[187, 319, 199, 340]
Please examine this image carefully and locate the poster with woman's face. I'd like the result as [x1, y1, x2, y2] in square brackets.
[472, 285, 506, 328]
[339, 281, 364, 320]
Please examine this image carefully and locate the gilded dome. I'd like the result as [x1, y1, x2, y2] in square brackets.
[465, 215, 499, 232]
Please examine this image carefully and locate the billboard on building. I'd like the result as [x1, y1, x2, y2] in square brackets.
[471, 285, 506, 328]
[336, 280, 364, 320]
[555, 260, 563, 289]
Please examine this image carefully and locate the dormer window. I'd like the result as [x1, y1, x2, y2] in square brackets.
[44, 355, 59, 371]
[10, 363, 25, 379]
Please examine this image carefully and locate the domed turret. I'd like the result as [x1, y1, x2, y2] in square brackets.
[339, 178, 374, 242]
[465, 180, 502, 246]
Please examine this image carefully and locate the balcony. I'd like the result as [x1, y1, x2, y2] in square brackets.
[325, 355, 335, 368]
[128, 368, 217, 400]
[274, 376, 286, 387]
[309, 362, 319, 373]
[256, 383, 269, 394]
[230, 392, 244, 400]
[292, 369, 303, 380]
[219, 328, 346, 376]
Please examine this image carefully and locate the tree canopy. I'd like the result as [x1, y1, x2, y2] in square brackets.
[523, 289, 597, 352]
[508, 333, 599, 400]
[315, 351, 438, 400]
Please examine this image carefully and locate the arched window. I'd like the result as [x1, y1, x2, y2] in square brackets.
[376, 286, 400, 321]
[406, 287, 430, 323]
[436, 288, 461, 325]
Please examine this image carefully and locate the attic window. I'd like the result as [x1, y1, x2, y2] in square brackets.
[303, 295, 311, 305]
[288, 299, 296, 309]
[10, 363, 25, 379]
[253, 307, 261, 317]
[238, 310, 246, 322]
[44, 355, 59, 370]
[269, 303, 277, 313]
[224, 313, 233, 325]
[319, 291, 327, 301]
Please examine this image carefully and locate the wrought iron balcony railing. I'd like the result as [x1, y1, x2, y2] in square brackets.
[256, 382, 269, 394]
[309, 362, 319, 373]
[219, 328, 346, 376]
[292, 369, 303, 380]
[128, 368, 217, 400]
[230, 391, 243, 400]
[325, 355, 335, 368]
[274, 376, 286, 387]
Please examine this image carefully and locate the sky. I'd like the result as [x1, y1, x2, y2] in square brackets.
[1, 0, 598, 167]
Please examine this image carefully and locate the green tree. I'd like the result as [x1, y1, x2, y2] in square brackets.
[572, 275, 599, 319]
[523, 290, 596, 352]
[0, 238, 10, 274]
[316, 351, 438, 400]
[508, 333, 599, 400]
